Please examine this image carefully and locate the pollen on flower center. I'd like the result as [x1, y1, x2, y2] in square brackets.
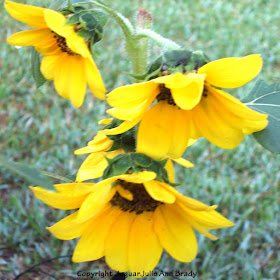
[110, 180, 163, 214]
[157, 84, 176, 105]
[51, 31, 76, 55]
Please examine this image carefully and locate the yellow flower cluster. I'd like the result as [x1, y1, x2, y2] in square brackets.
[6, 0, 268, 277]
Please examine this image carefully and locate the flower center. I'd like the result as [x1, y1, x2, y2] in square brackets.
[202, 87, 209, 98]
[157, 84, 176, 105]
[110, 180, 163, 214]
[52, 31, 76, 56]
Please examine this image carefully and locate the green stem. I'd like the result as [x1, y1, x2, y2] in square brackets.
[75, 1, 181, 75]
[80, 1, 134, 39]
[135, 29, 182, 50]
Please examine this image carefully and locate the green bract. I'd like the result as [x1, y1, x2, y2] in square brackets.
[103, 153, 171, 184]
[131, 50, 210, 81]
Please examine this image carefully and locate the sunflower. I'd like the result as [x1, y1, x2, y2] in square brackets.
[74, 119, 193, 182]
[5, 0, 106, 108]
[105, 55, 268, 159]
[31, 171, 233, 276]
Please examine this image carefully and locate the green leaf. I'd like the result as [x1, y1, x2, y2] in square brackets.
[0, 155, 54, 189]
[31, 48, 47, 88]
[243, 80, 280, 154]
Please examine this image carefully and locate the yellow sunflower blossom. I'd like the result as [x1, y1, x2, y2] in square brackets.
[105, 55, 268, 159]
[74, 118, 193, 182]
[5, 0, 106, 108]
[30, 171, 233, 275]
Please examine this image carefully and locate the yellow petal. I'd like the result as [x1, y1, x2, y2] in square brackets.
[40, 55, 59, 80]
[116, 185, 133, 201]
[154, 205, 197, 262]
[102, 116, 142, 136]
[105, 211, 136, 272]
[30, 186, 87, 210]
[53, 53, 71, 99]
[66, 34, 91, 58]
[47, 211, 93, 240]
[53, 183, 94, 194]
[107, 92, 156, 120]
[176, 198, 213, 212]
[164, 159, 175, 183]
[54, 54, 87, 107]
[43, 9, 74, 38]
[190, 221, 219, 240]
[36, 41, 60, 56]
[119, 171, 157, 184]
[73, 206, 122, 262]
[198, 54, 263, 88]
[172, 157, 194, 168]
[7, 29, 53, 47]
[208, 86, 268, 134]
[85, 57, 106, 100]
[76, 178, 117, 223]
[98, 118, 113, 125]
[4, 0, 47, 29]
[179, 203, 234, 229]
[76, 152, 108, 182]
[128, 211, 162, 274]
[136, 101, 172, 159]
[76, 150, 122, 182]
[75, 133, 113, 155]
[167, 107, 191, 159]
[153, 74, 174, 84]
[143, 181, 176, 204]
[107, 80, 158, 109]
[192, 93, 245, 149]
[68, 56, 87, 108]
[170, 73, 206, 110]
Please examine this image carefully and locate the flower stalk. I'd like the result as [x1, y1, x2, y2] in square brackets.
[79, 0, 181, 75]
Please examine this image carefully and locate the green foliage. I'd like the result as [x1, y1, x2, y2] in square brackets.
[243, 80, 280, 154]
[31, 48, 47, 88]
[0, 154, 53, 189]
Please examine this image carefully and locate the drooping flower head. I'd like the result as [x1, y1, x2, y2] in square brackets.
[75, 118, 193, 182]
[105, 51, 268, 159]
[5, 0, 106, 108]
[31, 171, 234, 276]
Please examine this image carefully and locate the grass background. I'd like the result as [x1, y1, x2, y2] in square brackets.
[1, 0, 280, 279]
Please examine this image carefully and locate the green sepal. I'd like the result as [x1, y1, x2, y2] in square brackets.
[65, 13, 81, 25]
[31, 48, 47, 88]
[243, 79, 280, 154]
[131, 153, 152, 167]
[105, 120, 136, 153]
[103, 154, 133, 179]
[62, 4, 108, 44]
[102, 153, 172, 185]
[138, 50, 210, 81]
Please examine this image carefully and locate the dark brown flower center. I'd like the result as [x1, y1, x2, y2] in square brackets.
[110, 180, 163, 214]
[157, 84, 176, 105]
[51, 31, 76, 56]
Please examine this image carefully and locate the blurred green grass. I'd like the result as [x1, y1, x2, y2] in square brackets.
[0, 0, 280, 279]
